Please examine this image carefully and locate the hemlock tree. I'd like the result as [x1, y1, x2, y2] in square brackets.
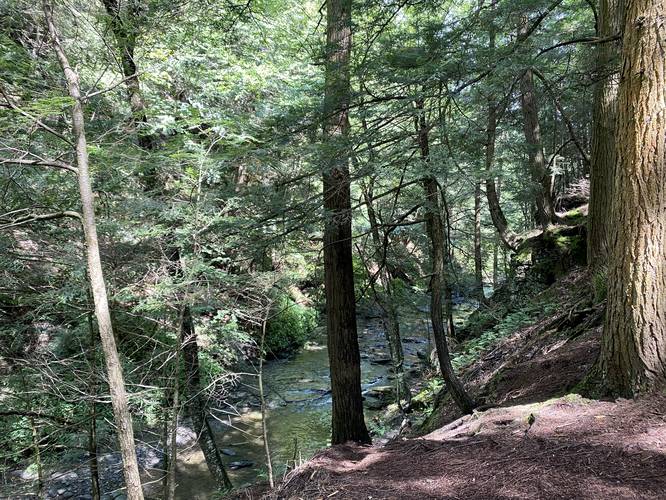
[587, 0, 624, 267]
[323, 0, 370, 444]
[598, 0, 666, 395]
[416, 99, 476, 415]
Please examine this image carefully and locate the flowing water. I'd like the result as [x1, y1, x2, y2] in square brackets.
[174, 316, 434, 497]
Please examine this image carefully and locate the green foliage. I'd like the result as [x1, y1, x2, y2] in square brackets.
[265, 293, 318, 356]
[453, 300, 558, 371]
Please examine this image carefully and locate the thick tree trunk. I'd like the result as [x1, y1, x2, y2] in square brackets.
[587, 0, 624, 267]
[598, 0, 666, 395]
[323, 0, 370, 445]
[416, 101, 476, 414]
[43, 3, 144, 498]
[473, 181, 485, 301]
[518, 19, 557, 227]
[181, 306, 233, 490]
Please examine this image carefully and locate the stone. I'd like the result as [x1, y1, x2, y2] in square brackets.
[369, 357, 392, 365]
[175, 425, 197, 446]
[364, 385, 395, 399]
[364, 397, 387, 410]
[19, 468, 38, 481]
[228, 460, 254, 470]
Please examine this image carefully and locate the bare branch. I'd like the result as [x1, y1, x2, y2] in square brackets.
[1, 157, 78, 174]
[0, 210, 82, 230]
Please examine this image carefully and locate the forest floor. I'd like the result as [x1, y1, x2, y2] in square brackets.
[243, 269, 666, 499]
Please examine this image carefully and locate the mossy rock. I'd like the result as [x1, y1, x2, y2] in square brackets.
[562, 207, 587, 224]
[516, 224, 587, 285]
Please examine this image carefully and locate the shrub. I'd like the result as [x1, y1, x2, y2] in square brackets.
[265, 293, 318, 356]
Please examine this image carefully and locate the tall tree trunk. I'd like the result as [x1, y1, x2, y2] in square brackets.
[587, 0, 624, 267]
[518, 19, 557, 227]
[598, 0, 666, 395]
[43, 3, 144, 498]
[363, 182, 410, 407]
[473, 180, 485, 301]
[101, 0, 154, 151]
[323, 0, 369, 445]
[181, 306, 233, 489]
[492, 239, 499, 290]
[416, 100, 476, 414]
[485, 26, 520, 250]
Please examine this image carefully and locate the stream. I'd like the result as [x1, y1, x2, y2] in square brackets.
[173, 315, 435, 498]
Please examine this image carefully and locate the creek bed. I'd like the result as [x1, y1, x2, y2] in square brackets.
[175, 317, 432, 497]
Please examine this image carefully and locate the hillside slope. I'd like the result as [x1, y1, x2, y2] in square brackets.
[262, 269, 666, 499]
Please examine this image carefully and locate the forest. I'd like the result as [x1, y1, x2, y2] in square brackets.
[0, 0, 664, 498]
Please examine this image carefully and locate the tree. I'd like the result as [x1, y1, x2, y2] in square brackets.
[101, 0, 154, 151]
[323, 0, 370, 444]
[484, 22, 520, 250]
[361, 179, 411, 408]
[587, 0, 624, 267]
[518, 15, 557, 228]
[42, 2, 144, 498]
[417, 99, 476, 415]
[598, 0, 666, 395]
[473, 180, 485, 301]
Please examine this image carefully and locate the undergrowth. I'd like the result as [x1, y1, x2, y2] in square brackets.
[452, 299, 558, 371]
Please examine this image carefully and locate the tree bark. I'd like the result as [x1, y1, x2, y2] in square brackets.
[181, 306, 233, 490]
[416, 100, 476, 414]
[43, 3, 143, 498]
[363, 182, 410, 407]
[598, 0, 666, 395]
[587, 0, 624, 267]
[518, 18, 558, 227]
[323, 0, 370, 445]
[473, 180, 485, 301]
[101, 0, 154, 151]
[484, 26, 520, 250]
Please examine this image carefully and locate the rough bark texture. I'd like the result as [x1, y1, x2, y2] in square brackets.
[323, 0, 370, 445]
[101, 0, 154, 151]
[519, 67, 557, 227]
[417, 103, 476, 414]
[587, 0, 624, 267]
[181, 306, 233, 489]
[473, 180, 485, 301]
[518, 19, 557, 228]
[43, 3, 144, 498]
[599, 0, 666, 395]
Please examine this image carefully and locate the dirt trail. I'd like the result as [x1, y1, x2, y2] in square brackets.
[269, 394, 666, 499]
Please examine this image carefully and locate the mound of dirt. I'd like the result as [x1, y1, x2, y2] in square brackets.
[269, 395, 666, 499]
